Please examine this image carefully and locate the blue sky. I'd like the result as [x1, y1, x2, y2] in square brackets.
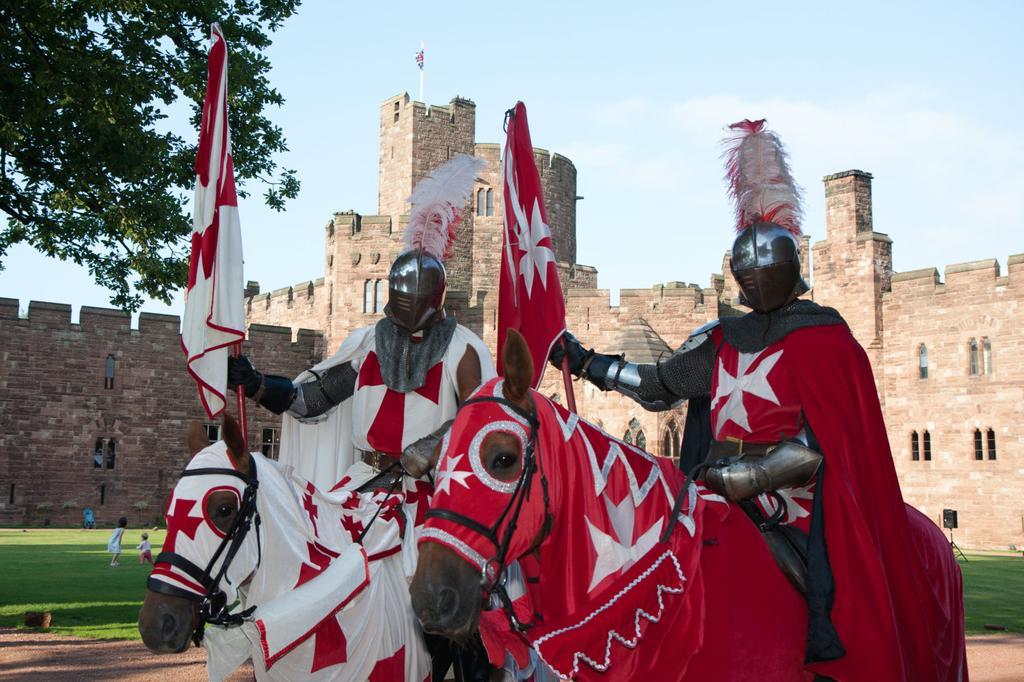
[2, 1, 1022, 319]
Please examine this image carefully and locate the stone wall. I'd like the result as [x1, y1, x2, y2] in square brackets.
[0, 299, 322, 527]
[881, 255, 1024, 548]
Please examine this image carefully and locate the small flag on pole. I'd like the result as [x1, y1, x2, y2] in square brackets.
[182, 23, 246, 419]
[415, 48, 424, 70]
[498, 102, 567, 389]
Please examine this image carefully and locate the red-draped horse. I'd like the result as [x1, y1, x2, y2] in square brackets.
[410, 330, 967, 681]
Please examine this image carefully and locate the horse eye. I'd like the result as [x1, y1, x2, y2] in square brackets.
[494, 452, 518, 470]
[217, 504, 233, 517]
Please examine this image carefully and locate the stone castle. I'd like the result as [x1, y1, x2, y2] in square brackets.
[1, 92, 1020, 550]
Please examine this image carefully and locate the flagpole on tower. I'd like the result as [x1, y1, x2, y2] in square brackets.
[418, 41, 425, 103]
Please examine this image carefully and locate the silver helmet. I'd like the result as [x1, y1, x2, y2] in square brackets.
[730, 222, 809, 313]
[385, 250, 447, 332]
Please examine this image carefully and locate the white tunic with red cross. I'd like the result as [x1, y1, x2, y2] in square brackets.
[279, 323, 496, 495]
[351, 348, 449, 456]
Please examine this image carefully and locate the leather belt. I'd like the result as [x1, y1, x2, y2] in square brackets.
[360, 450, 399, 472]
[707, 439, 773, 461]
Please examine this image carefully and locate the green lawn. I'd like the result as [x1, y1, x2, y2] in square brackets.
[0, 529, 1021, 640]
[958, 553, 1024, 634]
[0, 528, 164, 639]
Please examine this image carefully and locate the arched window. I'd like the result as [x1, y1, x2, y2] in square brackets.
[974, 429, 983, 460]
[486, 189, 494, 216]
[105, 440, 116, 469]
[622, 430, 633, 445]
[918, 344, 928, 379]
[476, 189, 484, 216]
[363, 280, 372, 313]
[923, 431, 932, 461]
[987, 429, 997, 460]
[104, 355, 115, 389]
[94, 438, 104, 468]
[635, 429, 646, 450]
[662, 430, 672, 458]
[374, 279, 385, 313]
[911, 431, 920, 461]
[982, 338, 992, 374]
[968, 338, 979, 375]
[662, 421, 681, 459]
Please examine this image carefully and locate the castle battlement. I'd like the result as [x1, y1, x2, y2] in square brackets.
[886, 253, 1024, 299]
[1, 297, 324, 357]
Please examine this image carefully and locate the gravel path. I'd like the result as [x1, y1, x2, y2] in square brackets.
[2, 627, 1021, 680]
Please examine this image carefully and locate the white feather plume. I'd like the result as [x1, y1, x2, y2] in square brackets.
[404, 154, 486, 260]
[723, 119, 803, 236]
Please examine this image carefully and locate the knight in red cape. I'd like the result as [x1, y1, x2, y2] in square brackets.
[552, 120, 966, 680]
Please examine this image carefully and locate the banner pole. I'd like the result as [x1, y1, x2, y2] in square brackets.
[233, 341, 249, 452]
[560, 338, 577, 414]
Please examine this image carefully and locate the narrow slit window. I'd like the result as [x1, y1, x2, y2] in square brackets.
[476, 189, 484, 216]
[987, 429, 997, 460]
[104, 355, 115, 389]
[374, 280, 385, 313]
[923, 431, 932, 461]
[94, 438, 104, 468]
[982, 338, 992, 374]
[8, 484, 14, 505]
[911, 431, 920, 461]
[363, 280, 372, 314]
[918, 344, 928, 379]
[486, 188, 494, 216]
[99, 484, 106, 506]
[968, 338, 979, 375]
[974, 429, 983, 461]
[105, 440, 116, 469]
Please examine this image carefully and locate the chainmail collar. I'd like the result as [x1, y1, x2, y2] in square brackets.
[374, 316, 457, 392]
[719, 299, 846, 353]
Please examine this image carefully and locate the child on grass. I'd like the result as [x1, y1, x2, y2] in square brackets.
[136, 532, 153, 565]
[107, 517, 127, 567]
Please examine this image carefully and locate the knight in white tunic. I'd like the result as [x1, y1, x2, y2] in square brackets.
[228, 154, 500, 680]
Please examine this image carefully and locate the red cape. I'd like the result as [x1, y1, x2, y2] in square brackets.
[785, 325, 967, 681]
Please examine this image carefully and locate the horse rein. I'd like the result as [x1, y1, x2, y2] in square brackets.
[424, 394, 551, 632]
[148, 454, 262, 646]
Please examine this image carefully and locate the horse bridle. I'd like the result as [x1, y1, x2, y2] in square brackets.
[424, 394, 551, 632]
[148, 454, 262, 646]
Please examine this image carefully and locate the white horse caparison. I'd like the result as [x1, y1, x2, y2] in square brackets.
[140, 425, 430, 682]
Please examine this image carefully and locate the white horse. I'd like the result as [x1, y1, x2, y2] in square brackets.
[138, 415, 430, 681]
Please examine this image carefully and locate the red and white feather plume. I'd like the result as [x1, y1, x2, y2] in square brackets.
[404, 154, 485, 260]
[722, 119, 803, 236]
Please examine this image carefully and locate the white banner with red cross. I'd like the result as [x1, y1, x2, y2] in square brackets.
[182, 23, 245, 419]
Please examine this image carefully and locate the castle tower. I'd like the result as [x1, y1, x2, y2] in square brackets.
[811, 170, 893, 393]
[377, 94, 478, 295]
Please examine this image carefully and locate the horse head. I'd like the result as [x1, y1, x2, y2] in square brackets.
[138, 414, 260, 653]
[410, 329, 550, 641]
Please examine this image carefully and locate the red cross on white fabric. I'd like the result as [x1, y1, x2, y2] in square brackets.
[357, 352, 444, 454]
[403, 480, 433, 527]
[310, 615, 348, 673]
[368, 645, 407, 682]
[302, 483, 320, 537]
[294, 541, 337, 589]
[163, 498, 203, 554]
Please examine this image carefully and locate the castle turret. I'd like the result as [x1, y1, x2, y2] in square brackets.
[811, 170, 893, 391]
